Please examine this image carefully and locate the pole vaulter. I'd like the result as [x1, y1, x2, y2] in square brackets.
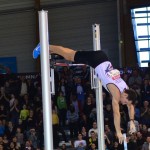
[33, 10, 136, 150]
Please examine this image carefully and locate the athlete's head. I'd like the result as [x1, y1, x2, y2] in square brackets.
[120, 89, 137, 105]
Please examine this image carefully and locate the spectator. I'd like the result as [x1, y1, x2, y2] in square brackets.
[52, 109, 67, 149]
[27, 109, 36, 130]
[89, 143, 97, 150]
[128, 69, 142, 93]
[57, 91, 67, 127]
[74, 77, 85, 112]
[83, 97, 94, 125]
[105, 125, 114, 144]
[88, 131, 98, 149]
[74, 133, 87, 150]
[140, 101, 150, 126]
[23, 140, 33, 150]
[28, 128, 39, 149]
[15, 127, 24, 147]
[18, 76, 29, 98]
[70, 93, 79, 114]
[0, 105, 7, 120]
[0, 87, 9, 110]
[104, 133, 111, 149]
[80, 126, 88, 142]
[141, 79, 150, 101]
[127, 134, 138, 150]
[89, 108, 97, 126]
[104, 104, 114, 128]
[5, 121, 16, 140]
[142, 135, 150, 150]
[140, 124, 148, 140]
[9, 141, 20, 150]
[67, 105, 79, 138]
[3, 135, 9, 149]
[21, 94, 32, 109]
[136, 132, 145, 150]
[19, 104, 29, 130]
[9, 97, 20, 125]
[88, 121, 98, 137]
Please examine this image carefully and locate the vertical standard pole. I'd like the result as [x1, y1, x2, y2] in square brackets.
[39, 10, 53, 150]
[92, 24, 105, 150]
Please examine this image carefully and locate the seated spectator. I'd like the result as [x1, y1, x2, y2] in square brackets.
[70, 93, 79, 114]
[23, 140, 33, 150]
[127, 134, 138, 150]
[88, 131, 98, 149]
[5, 121, 16, 140]
[28, 128, 39, 149]
[142, 135, 150, 150]
[27, 109, 36, 130]
[9, 141, 20, 150]
[105, 125, 114, 145]
[60, 143, 67, 150]
[140, 101, 150, 126]
[83, 97, 94, 125]
[88, 121, 98, 137]
[3, 135, 9, 149]
[67, 105, 79, 138]
[140, 78, 150, 101]
[74, 133, 87, 150]
[128, 69, 142, 94]
[89, 109, 97, 127]
[136, 132, 145, 150]
[15, 127, 24, 148]
[104, 104, 114, 128]
[78, 113, 88, 131]
[21, 94, 32, 109]
[140, 124, 148, 140]
[104, 133, 111, 149]
[11, 136, 20, 149]
[89, 143, 97, 150]
[80, 126, 88, 142]
[134, 102, 141, 122]
[75, 77, 85, 112]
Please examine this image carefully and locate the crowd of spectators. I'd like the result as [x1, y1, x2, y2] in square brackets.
[0, 64, 149, 150]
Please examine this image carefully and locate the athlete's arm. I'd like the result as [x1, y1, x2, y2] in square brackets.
[127, 104, 136, 134]
[107, 84, 124, 144]
[112, 97, 123, 144]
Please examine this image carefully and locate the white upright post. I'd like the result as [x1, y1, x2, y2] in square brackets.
[92, 24, 105, 150]
[39, 10, 53, 150]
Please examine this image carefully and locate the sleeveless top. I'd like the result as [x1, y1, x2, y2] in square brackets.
[95, 61, 128, 93]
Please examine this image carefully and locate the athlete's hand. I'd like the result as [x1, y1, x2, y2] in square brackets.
[129, 121, 136, 134]
[117, 132, 124, 144]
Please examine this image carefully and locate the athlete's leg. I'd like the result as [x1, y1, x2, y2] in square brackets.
[50, 45, 108, 68]
[50, 45, 76, 62]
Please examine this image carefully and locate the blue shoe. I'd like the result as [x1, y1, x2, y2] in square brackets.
[33, 43, 40, 59]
